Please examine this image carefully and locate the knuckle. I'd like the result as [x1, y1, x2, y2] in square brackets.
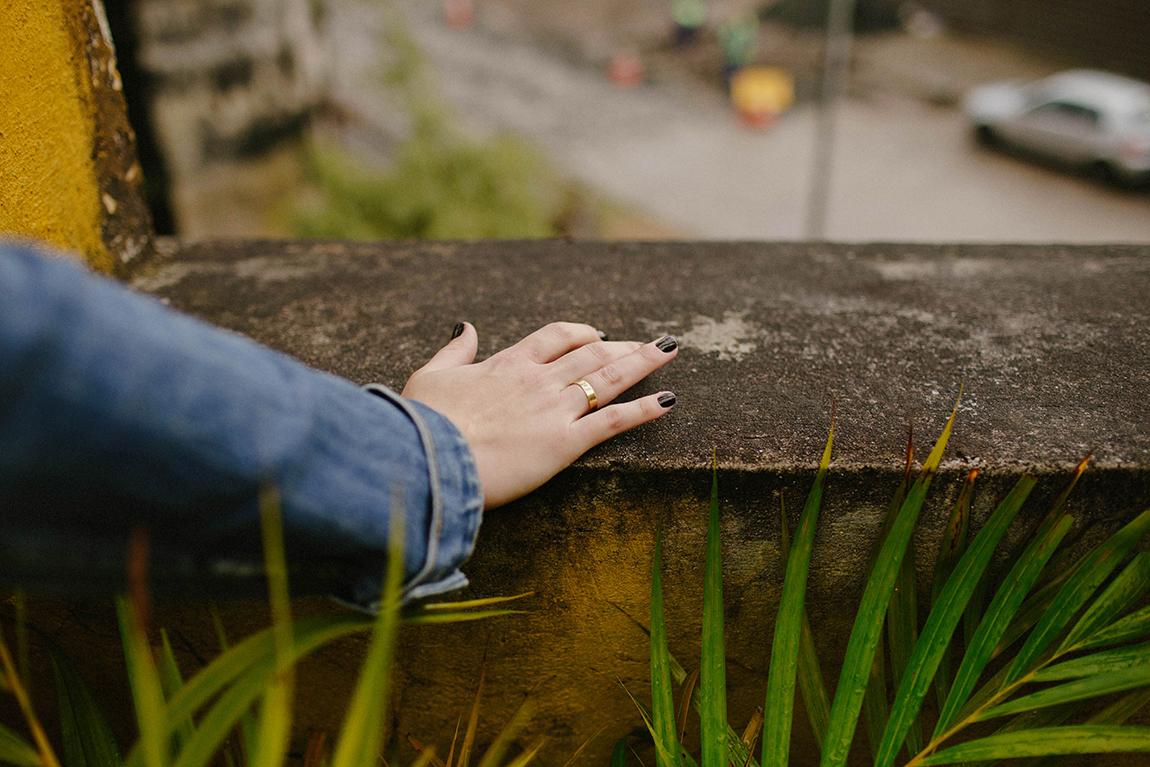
[546, 322, 576, 343]
[598, 362, 624, 387]
[601, 405, 627, 431]
[586, 341, 612, 364]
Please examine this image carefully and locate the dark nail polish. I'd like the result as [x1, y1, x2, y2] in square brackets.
[597, 330, 609, 341]
[658, 392, 676, 408]
[451, 322, 465, 340]
[656, 335, 677, 353]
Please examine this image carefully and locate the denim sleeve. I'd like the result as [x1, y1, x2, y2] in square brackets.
[0, 242, 483, 609]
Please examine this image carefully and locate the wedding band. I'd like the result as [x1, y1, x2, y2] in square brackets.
[574, 379, 598, 411]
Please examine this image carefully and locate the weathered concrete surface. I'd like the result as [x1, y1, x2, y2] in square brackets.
[0, 0, 152, 273]
[6, 240, 1149, 767]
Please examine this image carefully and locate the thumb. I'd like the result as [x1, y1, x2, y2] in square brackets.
[418, 322, 478, 373]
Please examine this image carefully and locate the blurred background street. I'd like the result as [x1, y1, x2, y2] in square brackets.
[115, 0, 1150, 242]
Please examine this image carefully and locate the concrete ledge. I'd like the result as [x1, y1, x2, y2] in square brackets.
[135, 238, 1150, 471]
[11, 239, 1150, 767]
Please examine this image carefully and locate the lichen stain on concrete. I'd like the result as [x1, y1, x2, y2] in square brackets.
[676, 310, 760, 361]
[0, 1, 108, 270]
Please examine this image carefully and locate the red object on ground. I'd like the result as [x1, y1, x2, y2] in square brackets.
[443, 0, 474, 30]
[608, 51, 644, 89]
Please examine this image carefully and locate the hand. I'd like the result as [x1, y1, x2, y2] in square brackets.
[402, 322, 678, 509]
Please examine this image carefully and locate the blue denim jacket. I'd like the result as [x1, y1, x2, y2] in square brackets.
[0, 242, 483, 609]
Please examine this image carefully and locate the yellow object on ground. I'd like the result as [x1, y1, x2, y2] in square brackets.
[730, 66, 795, 127]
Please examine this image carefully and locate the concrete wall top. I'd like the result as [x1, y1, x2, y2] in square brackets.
[136, 238, 1150, 473]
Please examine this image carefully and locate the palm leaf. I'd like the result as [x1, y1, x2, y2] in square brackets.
[650, 525, 681, 767]
[1081, 605, 1150, 650]
[916, 726, 1150, 765]
[931, 470, 976, 712]
[974, 664, 1150, 722]
[932, 513, 1072, 739]
[762, 426, 832, 767]
[1003, 507, 1150, 687]
[700, 459, 727, 767]
[876, 475, 1038, 767]
[820, 399, 958, 767]
[1034, 642, 1150, 682]
[1059, 550, 1150, 653]
[862, 429, 913, 761]
[779, 499, 830, 749]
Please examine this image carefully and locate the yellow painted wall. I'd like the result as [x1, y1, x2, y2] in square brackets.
[0, 0, 111, 272]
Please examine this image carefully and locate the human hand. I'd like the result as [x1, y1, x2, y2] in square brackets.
[401, 322, 678, 509]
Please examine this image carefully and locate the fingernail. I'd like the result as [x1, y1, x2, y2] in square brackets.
[656, 335, 677, 353]
[658, 392, 676, 408]
[597, 329, 609, 341]
[451, 322, 465, 340]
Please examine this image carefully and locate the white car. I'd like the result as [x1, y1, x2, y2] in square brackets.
[963, 69, 1150, 186]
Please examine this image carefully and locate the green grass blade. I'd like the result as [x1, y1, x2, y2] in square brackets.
[44, 634, 123, 767]
[208, 608, 257, 766]
[932, 511, 1072, 739]
[157, 632, 196, 753]
[820, 400, 958, 767]
[762, 426, 832, 767]
[1081, 604, 1150, 650]
[474, 700, 534, 767]
[415, 593, 534, 611]
[862, 429, 913, 762]
[330, 493, 405, 767]
[778, 499, 831, 750]
[877, 475, 1038, 767]
[1033, 642, 1150, 682]
[975, 664, 1150, 722]
[620, 685, 683, 767]
[458, 664, 485, 767]
[1, 626, 61, 767]
[400, 610, 521, 625]
[931, 470, 976, 712]
[170, 613, 369, 736]
[651, 527, 681, 767]
[700, 460, 727, 767]
[1003, 507, 1150, 687]
[144, 616, 372, 767]
[918, 726, 1150, 765]
[0, 723, 43, 767]
[250, 485, 294, 767]
[609, 735, 628, 767]
[887, 542, 921, 758]
[116, 599, 169, 767]
[1060, 550, 1150, 652]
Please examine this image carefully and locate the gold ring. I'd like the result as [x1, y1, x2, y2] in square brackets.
[574, 379, 598, 411]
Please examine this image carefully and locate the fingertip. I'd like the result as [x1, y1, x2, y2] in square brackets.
[657, 391, 676, 409]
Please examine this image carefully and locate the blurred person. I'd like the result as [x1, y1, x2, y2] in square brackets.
[0, 241, 678, 609]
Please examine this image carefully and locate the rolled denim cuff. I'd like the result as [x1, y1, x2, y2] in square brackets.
[362, 385, 484, 607]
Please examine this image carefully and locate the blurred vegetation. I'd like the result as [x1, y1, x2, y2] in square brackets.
[292, 1, 564, 240]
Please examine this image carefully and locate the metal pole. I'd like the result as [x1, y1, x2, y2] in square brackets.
[804, 0, 858, 240]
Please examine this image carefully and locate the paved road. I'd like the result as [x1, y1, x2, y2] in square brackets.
[332, 1, 1150, 243]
